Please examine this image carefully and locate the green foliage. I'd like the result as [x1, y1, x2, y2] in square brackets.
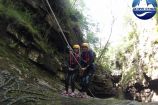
[128, 30, 138, 41]
[153, 39, 158, 44]
[86, 32, 99, 44]
[96, 18, 140, 84]
[122, 69, 136, 85]
[67, 3, 89, 32]
[71, 10, 88, 31]
[155, 2, 158, 24]
[96, 45, 113, 72]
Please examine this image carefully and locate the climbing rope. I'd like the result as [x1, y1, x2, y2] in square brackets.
[45, 0, 82, 69]
[42, 0, 96, 98]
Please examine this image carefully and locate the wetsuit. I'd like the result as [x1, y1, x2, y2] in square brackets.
[65, 51, 80, 93]
[80, 49, 96, 92]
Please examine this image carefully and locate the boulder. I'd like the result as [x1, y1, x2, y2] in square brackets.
[88, 73, 114, 98]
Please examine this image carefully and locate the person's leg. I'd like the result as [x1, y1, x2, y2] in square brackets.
[80, 75, 90, 98]
[71, 73, 76, 92]
[80, 75, 88, 97]
[85, 75, 90, 89]
[65, 72, 70, 93]
[69, 72, 77, 97]
[80, 75, 86, 92]
[83, 65, 95, 95]
[77, 74, 90, 98]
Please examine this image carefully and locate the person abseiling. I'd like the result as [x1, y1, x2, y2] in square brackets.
[64, 44, 80, 97]
[80, 42, 96, 98]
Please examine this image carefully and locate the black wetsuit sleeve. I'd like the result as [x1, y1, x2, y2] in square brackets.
[87, 50, 94, 66]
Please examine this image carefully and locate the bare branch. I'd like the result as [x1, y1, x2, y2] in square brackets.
[96, 16, 116, 62]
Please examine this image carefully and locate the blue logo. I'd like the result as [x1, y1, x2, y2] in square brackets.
[132, 0, 157, 20]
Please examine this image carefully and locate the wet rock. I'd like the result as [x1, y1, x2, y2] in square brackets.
[143, 72, 158, 95]
[111, 74, 122, 87]
[23, 0, 39, 9]
[28, 49, 40, 62]
[36, 53, 61, 74]
[89, 74, 114, 98]
[45, 14, 59, 31]
[0, 70, 56, 105]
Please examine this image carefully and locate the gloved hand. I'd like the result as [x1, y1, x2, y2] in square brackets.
[79, 68, 86, 76]
[69, 67, 74, 71]
[81, 67, 86, 71]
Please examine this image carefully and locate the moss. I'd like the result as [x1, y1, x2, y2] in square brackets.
[0, 37, 61, 88]
[0, 2, 53, 53]
[0, 2, 38, 34]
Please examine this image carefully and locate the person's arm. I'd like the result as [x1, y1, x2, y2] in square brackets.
[68, 50, 75, 71]
[80, 53, 85, 67]
[86, 50, 94, 67]
[68, 50, 72, 66]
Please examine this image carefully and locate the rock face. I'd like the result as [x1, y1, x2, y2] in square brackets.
[89, 74, 114, 98]
[143, 73, 158, 97]
[0, 0, 119, 100]
[0, 0, 74, 76]
[82, 63, 122, 98]
[1, 0, 158, 104]
[0, 70, 54, 105]
[0, 69, 158, 105]
[123, 72, 158, 102]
